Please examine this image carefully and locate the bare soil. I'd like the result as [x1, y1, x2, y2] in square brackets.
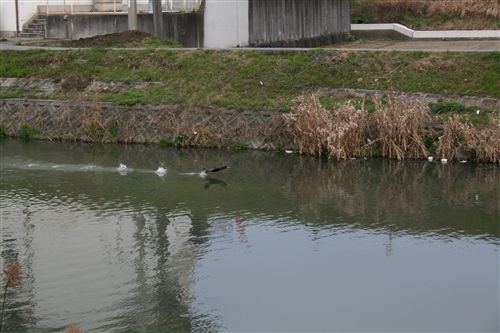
[62, 30, 175, 48]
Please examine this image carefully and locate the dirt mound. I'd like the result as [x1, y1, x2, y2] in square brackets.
[64, 30, 162, 48]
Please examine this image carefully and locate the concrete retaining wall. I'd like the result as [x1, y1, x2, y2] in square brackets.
[46, 12, 204, 47]
[25, 0, 353, 48]
[248, 0, 351, 47]
[3, 77, 497, 111]
[317, 88, 500, 110]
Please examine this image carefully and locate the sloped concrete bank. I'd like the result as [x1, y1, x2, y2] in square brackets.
[2, 77, 499, 110]
[0, 98, 289, 149]
[317, 87, 500, 110]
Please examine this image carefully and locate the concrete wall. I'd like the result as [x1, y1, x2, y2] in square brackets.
[46, 12, 204, 46]
[0, 0, 202, 36]
[204, 0, 248, 48]
[248, 0, 351, 47]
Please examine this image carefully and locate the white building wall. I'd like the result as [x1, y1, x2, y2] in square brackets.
[0, 0, 95, 35]
[204, 0, 248, 48]
[1, 0, 45, 35]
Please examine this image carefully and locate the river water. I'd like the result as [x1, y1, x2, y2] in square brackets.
[0, 139, 498, 332]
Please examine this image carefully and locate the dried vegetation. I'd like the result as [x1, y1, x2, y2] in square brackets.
[438, 115, 500, 163]
[283, 94, 366, 159]
[352, 0, 500, 29]
[373, 93, 431, 160]
[285, 93, 499, 163]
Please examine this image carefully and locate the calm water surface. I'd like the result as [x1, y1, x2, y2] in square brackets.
[0, 139, 498, 332]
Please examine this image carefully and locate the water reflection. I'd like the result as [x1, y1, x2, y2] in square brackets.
[0, 139, 498, 332]
[203, 177, 228, 190]
[287, 157, 498, 239]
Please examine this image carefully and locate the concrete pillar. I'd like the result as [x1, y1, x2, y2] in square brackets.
[152, 0, 163, 38]
[128, 0, 137, 30]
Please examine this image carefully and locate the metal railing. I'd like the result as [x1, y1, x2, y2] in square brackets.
[41, 0, 203, 15]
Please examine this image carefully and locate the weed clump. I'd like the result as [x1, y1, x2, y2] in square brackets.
[373, 93, 431, 160]
[0, 124, 7, 139]
[438, 115, 500, 163]
[18, 124, 45, 141]
[83, 120, 119, 143]
[230, 141, 249, 151]
[284, 94, 366, 160]
[158, 138, 173, 148]
[286, 92, 498, 163]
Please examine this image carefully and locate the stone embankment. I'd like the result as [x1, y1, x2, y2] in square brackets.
[0, 98, 288, 149]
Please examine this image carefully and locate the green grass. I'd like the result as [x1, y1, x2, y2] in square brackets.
[18, 124, 46, 140]
[398, 14, 463, 30]
[429, 101, 497, 126]
[320, 95, 377, 113]
[136, 37, 180, 48]
[0, 124, 7, 138]
[0, 91, 23, 99]
[229, 141, 250, 151]
[401, 16, 436, 29]
[0, 49, 498, 111]
[159, 138, 174, 148]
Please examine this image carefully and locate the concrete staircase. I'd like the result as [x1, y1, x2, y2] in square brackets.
[19, 15, 46, 38]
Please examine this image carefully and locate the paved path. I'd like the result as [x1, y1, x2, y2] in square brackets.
[1, 40, 499, 53]
[352, 23, 500, 40]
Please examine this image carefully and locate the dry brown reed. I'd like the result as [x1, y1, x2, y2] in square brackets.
[437, 117, 467, 161]
[438, 115, 500, 163]
[467, 122, 500, 163]
[373, 93, 431, 160]
[283, 94, 366, 160]
[353, 0, 500, 23]
[428, 0, 500, 18]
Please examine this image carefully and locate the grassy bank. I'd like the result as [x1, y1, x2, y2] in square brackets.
[352, 0, 500, 30]
[0, 49, 499, 112]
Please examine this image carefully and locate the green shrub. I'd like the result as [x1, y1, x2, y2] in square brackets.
[0, 124, 8, 138]
[18, 124, 45, 140]
[429, 101, 467, 114]
[423, 136, 438, 154]
[174, 132, 188, 147]
[159, 138, 173, 147]
[83, 120, 119, 143]
[106, 120, 119, 140]
[230, 141, 249, 151]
